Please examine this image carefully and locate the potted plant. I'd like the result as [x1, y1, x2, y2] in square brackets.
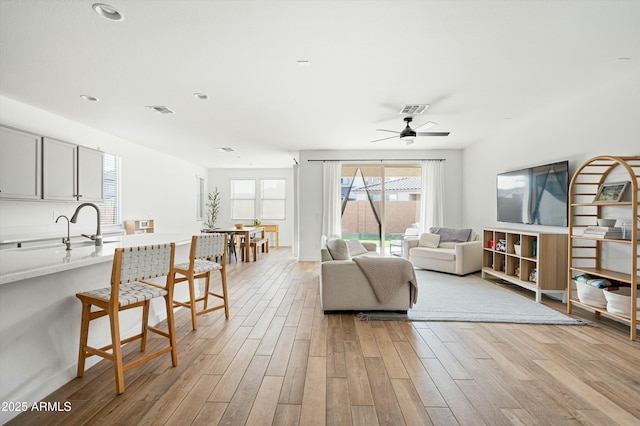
[204, 188, 220, 229]
[253, 218, 261, 226]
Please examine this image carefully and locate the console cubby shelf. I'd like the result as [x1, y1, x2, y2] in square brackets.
[567, 155, 639, 340]
[482, 228, 568, 303]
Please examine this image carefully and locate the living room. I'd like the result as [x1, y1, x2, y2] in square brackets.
[1, 1, 639, 424]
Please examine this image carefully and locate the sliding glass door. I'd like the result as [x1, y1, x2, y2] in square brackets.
[341, 163, 421, 255]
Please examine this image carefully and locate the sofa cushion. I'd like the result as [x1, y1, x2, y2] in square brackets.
[418, 233, 440, 248]
[326, 237, 351, 260]
[430, 227, 473, 243]
[438, 242, 456, 249]
[347, 239, 369, 256]
[410, 246, 456, 261]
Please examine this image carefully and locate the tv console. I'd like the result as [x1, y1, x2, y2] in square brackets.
[482, 227, 568, 302]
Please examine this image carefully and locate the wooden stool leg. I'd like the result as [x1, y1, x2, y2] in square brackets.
[108, 309, 125, 394]
[164, 293, 179, 366]
[77, 301, 91, 377]
[202, 272, 211, 310]
[188, 274, 198, 330]
[220, 269, 229, 319]
[253, 243, 257, 261]
[141, 300, 150, 351]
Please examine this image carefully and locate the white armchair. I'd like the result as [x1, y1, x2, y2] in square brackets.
[403, 228, 482, 276]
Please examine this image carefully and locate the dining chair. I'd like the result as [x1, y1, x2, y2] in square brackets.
[173, 233, 229, 330]
[76, 243, 178, 394]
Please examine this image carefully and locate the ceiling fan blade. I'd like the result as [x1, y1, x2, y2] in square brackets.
[417, 132, 450, 137]
[375, 129, 400, 134]
[371, 135, 398, 143]
[413, 121, 437, 130]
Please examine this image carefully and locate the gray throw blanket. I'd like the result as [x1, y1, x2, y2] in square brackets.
[430, 227, 472, 242]
[352, 256, 418, 307]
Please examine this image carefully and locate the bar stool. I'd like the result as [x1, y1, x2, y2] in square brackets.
[173, 234, 229, 330]
[76, 243, 178, 395]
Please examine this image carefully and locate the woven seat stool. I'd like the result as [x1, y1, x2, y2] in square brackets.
[76, 243, 178, 395]
[173, 233, 229, 330]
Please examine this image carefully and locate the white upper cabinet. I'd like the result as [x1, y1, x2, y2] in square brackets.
[43, 137, 77, 200]
[43, 137, 103, 201]
[77, 146, 103, 201]
[0, 125, 42, 200]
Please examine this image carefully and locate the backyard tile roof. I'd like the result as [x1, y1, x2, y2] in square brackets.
[353, 177, 421, 192]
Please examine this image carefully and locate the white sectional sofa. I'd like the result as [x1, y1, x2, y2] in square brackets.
[403, 228, 482, 276]
[320, 236, 414, 312]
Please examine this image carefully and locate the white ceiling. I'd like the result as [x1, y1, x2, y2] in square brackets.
[1, 1, 638, 169]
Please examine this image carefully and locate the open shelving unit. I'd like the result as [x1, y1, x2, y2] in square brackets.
[482, 228, 568, 303]
[567, 156, 639, 340]
[124, 219, 154, 235]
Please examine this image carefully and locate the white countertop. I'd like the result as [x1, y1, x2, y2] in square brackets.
[0, 233, 193, 285]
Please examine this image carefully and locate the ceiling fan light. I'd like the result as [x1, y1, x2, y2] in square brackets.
[399, 127, 416, 140]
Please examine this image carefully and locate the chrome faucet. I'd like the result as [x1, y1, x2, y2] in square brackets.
[55, 214, 72, 250]
[70, 203, 103, 246]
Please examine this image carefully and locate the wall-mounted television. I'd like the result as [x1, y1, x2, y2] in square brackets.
[497, 160, 569, 227]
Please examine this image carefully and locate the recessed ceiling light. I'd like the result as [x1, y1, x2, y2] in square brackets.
[297, 60, 311, 66]
[217, 147, 235, 152]
[193, 93, 209, 100]
[92, 3, 124, 21]
[80, 95, 99, 102]
[617, 57, 632, 61]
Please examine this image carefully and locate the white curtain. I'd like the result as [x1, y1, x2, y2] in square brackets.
[419, 160, 445, 234]
[322, 162, 342, 237]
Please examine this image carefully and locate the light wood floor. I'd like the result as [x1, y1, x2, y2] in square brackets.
[9, 248, 640, 425]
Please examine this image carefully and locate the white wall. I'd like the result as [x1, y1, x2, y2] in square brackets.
[462, 66, 640, 234]
[0, 96, 208, 240]
[298, 149, 464, 261]
[208, 167, 295, 248]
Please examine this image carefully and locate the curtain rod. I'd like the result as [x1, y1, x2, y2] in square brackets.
[307, 158, 445, 162]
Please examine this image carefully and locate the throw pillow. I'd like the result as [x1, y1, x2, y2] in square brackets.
[326, 237, 351, 260]
[347, 239, 368, 256]
[418, 233, 440, 248]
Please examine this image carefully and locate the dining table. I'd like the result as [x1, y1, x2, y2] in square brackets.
[204, 226, 265, 262]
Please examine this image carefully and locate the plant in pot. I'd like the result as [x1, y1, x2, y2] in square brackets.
[253, 218, 261, 226]
[204, 188, 220, 229]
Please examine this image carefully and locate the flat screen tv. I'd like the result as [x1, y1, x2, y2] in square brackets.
[497, 160, 569, 227]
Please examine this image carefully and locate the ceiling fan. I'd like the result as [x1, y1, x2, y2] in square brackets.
[371, 117, 450, 145]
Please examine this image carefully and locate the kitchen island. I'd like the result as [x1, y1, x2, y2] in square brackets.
[0, 233, 193, 424]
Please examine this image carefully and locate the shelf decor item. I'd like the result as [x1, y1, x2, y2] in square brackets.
[593, 181, 630, 203]
[514, 241, 521, 256]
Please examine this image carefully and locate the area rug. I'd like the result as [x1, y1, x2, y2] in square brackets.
[358, 269, 585, 325]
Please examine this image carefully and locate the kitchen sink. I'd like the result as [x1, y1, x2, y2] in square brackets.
[7, 239, 120, 252]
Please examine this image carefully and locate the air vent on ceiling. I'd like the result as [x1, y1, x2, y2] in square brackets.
[217, 147, 235, 152]
[145, 105, 174, 114]
[399, 104, 429, 115]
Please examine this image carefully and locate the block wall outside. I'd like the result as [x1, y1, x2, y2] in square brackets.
[341, 201, 419, 235]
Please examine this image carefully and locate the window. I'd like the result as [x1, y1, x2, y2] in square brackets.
[230, 179, 255, 219]
[261, 179, 286, 220]
[100, 153, 121, 226]
[196, 177, 205, 220]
